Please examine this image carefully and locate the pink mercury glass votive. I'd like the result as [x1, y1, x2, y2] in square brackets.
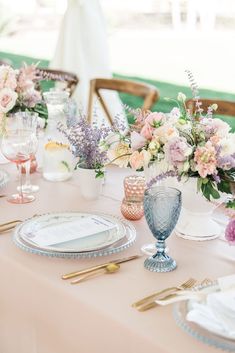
[123, 175, 146, 202]
[121, 175, 146, 220]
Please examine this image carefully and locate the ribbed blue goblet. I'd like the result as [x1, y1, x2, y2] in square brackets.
[143, 186, 182, 272]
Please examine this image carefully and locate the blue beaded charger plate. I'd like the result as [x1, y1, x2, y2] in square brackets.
[13, 212, 137, 259]
[174, 282, 235, 352]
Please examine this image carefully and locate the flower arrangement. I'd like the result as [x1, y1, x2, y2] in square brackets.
[103, 78, 235, 207]
[225, 218, 235, 244]
[58, 115, 111, 178]
[0, 63, 45, 134]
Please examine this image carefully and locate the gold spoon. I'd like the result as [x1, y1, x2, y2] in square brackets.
[71, 263, 120, 284]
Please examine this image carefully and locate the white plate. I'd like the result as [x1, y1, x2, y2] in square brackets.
[13, 213, 136, 259]
[17, 212, 127, 253]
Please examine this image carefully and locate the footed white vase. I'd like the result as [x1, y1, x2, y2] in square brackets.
[175, 178, 221, 240]
[76, 167, 103, 200]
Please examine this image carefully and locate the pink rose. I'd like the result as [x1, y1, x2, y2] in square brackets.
[130, 131, 146, 151]
[140, 123, 153, 140]
[145, 112, 166, 126]
[129, 151, 144, 170]
[0, 65, 17, 90]
[0, 88, 18, 113]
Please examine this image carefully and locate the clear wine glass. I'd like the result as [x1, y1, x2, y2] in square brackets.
[1, 116, 38, 204]
[143, 186, 182, 272]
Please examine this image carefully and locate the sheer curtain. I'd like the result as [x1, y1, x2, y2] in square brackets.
[50, 0, 126, 126]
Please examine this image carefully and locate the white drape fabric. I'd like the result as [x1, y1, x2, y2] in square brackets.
[50, 0, 126, 126]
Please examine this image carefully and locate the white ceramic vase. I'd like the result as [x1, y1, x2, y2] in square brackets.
[76, 167, 103, 200]
[175, 177, 221, 241]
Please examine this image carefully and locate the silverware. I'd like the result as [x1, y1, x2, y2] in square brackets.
[0, 220, 22, 233]
[62, 254, 140, 280]
[71, 263, 120, 284]
[133, 278, 197, 311]
[150, 278, 213, 307]
[0, 214, 38, 233]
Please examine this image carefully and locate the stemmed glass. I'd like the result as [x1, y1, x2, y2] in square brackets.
[1, 115, 38, 204]
[15, 112, 39, 193]
[143, 186, 182, 272]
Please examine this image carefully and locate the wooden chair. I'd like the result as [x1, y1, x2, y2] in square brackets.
[36, 68, 79, 97]
[87, 78, 159, 125]
[186, 98, 235, 117]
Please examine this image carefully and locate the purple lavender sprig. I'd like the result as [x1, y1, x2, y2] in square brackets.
[58, 117, 111, 170]
[185, 70, 203, 118]
[147, 170, 178, 188]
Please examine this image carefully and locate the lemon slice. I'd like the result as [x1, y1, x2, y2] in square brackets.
[45, 141, 70, 151]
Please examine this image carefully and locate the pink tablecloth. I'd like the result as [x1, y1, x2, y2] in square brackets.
[0, 164, 234, 353]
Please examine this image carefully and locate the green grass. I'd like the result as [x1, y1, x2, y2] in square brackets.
[1, 51, 235, 130]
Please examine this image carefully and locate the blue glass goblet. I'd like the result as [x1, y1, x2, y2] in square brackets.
[143, 186, 182, 272]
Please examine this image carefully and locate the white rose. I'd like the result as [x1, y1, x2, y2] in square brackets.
[0, 88, 17, 113]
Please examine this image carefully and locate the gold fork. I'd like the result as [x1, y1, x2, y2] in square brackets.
[132, 278, 196, 309]
[141, 278, 213, 309]
[134, 278, 197, 312]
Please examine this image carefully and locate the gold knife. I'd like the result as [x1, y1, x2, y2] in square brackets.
[62, 254, 140, 280]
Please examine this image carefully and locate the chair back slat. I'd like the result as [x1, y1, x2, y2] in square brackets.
[87, 78, 159, 125]
[37, 68, 79, 97]
[186, 99, 235, 117]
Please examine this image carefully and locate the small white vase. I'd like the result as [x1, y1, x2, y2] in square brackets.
[76, 167, 103, 200]
[175, 177, 221, 240]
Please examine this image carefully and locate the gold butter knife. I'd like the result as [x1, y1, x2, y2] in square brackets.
[62, 254, 140, 280]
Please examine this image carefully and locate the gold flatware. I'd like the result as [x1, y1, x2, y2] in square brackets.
[0, 220, 22, 233]
[132, 278, 196, 310]
[0, 194, 6, 198]
[136, 278, 211, 312]
[0, 214, 38, 233]
[144, 278, 213, 308]
[71, 263, 120, 284]
[62, 254, 140, 280]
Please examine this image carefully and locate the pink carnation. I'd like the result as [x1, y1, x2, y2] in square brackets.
[194, 141, 217, 178]
[225, 219, 235, 245]
[164, 136, 192, 167]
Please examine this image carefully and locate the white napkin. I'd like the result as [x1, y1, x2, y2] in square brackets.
[186, 274, 235, 339]
[24, 216, 117, 246]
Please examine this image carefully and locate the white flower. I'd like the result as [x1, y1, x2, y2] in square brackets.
[130, 131, 146, 150]
[154, 123, 179, 144]
[0, 88, 17, 113]
[105, 132, 121, 150]
[141, 149, 151, 166]
[219, 135, 235, 157]
[177, 92, 186, 102]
